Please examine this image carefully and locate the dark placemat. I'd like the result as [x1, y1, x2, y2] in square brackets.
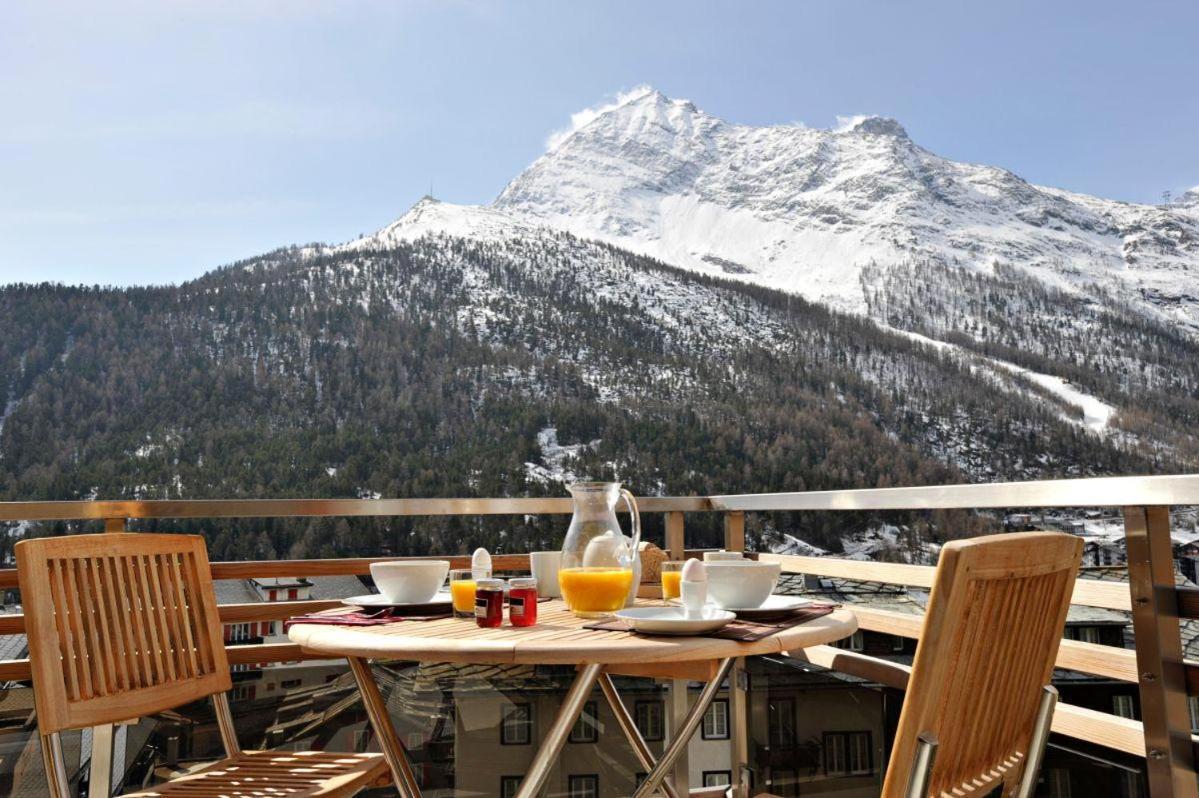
[583, 604, 837, 642]
[284, 607, 452, 632]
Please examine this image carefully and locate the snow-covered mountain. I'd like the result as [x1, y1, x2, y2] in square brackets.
[489, 88, 1199, 331]
[330, 88, 1199, 459]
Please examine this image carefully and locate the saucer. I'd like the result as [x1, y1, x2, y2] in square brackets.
[669, 594, 812, 619]
[614, 606, 735, 636]
[342, 591, 452, 610]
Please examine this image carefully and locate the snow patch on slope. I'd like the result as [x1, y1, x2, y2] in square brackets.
[524, 427, 600, 485]
[892, 328, 1115, 434]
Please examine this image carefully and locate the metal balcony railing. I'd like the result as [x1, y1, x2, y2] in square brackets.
[1, 473, 1197, 797]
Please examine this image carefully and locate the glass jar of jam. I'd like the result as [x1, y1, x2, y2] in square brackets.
[474, 578, 505, 628]
[508, 577, 538, 627]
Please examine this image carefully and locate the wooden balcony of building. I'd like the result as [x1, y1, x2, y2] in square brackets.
[0, 474, 1196, 797]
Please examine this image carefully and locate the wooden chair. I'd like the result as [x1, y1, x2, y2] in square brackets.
[791, 531, 1083, 798]
[16, 533, 390, 797]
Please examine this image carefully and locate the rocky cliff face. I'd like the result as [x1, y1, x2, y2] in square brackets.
[485, 88, 1198, 332]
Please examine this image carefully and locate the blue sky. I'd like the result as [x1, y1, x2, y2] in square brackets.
[1, 0, 1196, 286]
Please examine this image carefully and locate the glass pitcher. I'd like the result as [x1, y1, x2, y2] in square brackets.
[559, 482, 642, 617]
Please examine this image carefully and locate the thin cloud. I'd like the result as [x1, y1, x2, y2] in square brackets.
[544, 85, 655, 151]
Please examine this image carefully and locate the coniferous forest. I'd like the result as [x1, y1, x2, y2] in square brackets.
[0, 230, 1191, 561]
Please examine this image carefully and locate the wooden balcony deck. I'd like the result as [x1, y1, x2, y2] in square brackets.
[1, 473, 1197, 796]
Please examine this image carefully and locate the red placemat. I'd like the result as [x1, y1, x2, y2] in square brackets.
[583, 604, 837, 642]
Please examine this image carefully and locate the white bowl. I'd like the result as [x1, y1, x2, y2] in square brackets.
[369, 560, 450, 604]
[704, 561, 782, 609]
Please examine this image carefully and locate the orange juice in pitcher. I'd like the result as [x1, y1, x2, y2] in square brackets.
[560, 567, 635, 615]
[559, 482, 642, 618]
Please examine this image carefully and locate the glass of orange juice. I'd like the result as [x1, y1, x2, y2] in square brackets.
[660, 561, 684, 602]
[449, 568, 490, 618]
[559, 567, 635, 618]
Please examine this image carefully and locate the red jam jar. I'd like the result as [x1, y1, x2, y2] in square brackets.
[508, 577, 538, 627]
[474, 578, 505, 628]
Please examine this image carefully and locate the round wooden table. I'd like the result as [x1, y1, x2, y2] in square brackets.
[289, 599, 857, 798]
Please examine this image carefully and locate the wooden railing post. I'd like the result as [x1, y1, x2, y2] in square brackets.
[1124, 506, 1198, 798]
[88, 722, 114, 798]
[724, 511, 745, 553]
[669, 678, 691, 795]
[666, 511, 685, 561]
[729, 657, 750, 798]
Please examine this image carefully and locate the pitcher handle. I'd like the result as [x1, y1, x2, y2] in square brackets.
[619, 488, 641, 559]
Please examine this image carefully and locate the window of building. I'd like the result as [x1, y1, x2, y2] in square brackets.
[1118, 770, 1141, 798]
[835, 631, 865, 651]
[823, 731, 873, 776]
[702, 771, 732, 788]
[1065, 626, 1101, 644]
[568, 774, 599, 798]
[770, 769, 799, 798]
[229, 684, 256, 702]
[892, 635, 905, 652]
[635, 700, 664, 742]
[288, 588, 299, 600]
[352, 729, 370, 753]
[1048, 768, 1071, 798]
[1189, 696, 1199, 732]
[1112, 695, 1136, 720]
[280, 678, 302, 690]
[500, 776, 522, 798]
[501, 703, 532, 745]
[768, 697, 796, 748]
[227, 622, 256, 642]
[569, 701, 599, 743]
[702, 699, 729, 740]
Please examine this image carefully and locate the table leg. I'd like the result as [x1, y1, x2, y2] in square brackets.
[346, 656, 423, 798]
[515, 662, 604, 798]
[633, 657, 737, 798]
[598, 673, 681, 798]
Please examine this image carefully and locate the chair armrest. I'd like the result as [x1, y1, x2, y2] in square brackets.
[784, 645, 912, 690]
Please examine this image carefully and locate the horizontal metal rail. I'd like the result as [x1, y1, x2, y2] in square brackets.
[711, 474, 1199, 511]
[0, 474, 1196, 522]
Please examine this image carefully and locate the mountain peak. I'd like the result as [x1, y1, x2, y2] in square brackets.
[842, 115, 909, 138]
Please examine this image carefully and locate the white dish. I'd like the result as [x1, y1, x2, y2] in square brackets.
[342, 591, 452, 609]
[370, 559, 450, 603]
[716, 595, 812, 616]
[704, 560, 781, 609]
[668, 594, 811, 616]
[615, 606, 735, 636]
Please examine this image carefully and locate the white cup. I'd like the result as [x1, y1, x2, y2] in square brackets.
[530, 551, 563, 598]
[680, 580, 708, 619]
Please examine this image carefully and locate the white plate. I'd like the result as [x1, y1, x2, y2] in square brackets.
[668, 594, 812, 616]
[615, 607, 735, 636]
[342, 592, 452, 609]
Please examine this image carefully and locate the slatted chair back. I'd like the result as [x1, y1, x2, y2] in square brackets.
[880, 531, 1083, 797]
[16, 533, 231, 734]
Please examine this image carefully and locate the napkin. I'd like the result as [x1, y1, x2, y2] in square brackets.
[582, 603, 838, 642]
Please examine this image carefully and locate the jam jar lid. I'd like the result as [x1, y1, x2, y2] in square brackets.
[509, 577, 536, 589]
[475, 577, 505, 591]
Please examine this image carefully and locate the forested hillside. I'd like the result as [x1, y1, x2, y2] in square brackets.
[863, 261, 1199, 464]
[0, 230, 1180, 561]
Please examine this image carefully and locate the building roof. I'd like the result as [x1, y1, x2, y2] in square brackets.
[213, 578, 260, 605]
[306, 575, 370, 599]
